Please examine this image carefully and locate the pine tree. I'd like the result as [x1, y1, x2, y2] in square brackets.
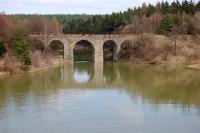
[159, 15, 173, 33]
[11, 28, 31, 71]
[161, 1, 170, 14]
[146, 4, 156, 17]
[171, 0, 181, 14]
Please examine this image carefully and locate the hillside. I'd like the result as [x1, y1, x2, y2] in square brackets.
[118, 33, 200, 65]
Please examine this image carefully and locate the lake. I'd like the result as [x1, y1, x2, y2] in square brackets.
[0, 62, 200, 133]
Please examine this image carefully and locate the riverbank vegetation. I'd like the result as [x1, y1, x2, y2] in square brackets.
[0, 0, 200, 75]
[0, 14, 63, 75]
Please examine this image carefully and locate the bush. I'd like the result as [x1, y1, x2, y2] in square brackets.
[21, 50, 31, 71]
[0, 39, 6, 57]
[28, 39, 45, 52]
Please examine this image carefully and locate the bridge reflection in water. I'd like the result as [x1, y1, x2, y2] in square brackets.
[1, 63, 200, 133]
[1, 62, 200, 110]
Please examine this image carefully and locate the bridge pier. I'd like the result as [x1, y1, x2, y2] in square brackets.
[64, 40, 74, 62]
[64, 41, 71, 61]
[115, 45, 121, 62]
[94, 40, 104, 63]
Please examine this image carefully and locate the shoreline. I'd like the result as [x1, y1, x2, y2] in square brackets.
[0, 58, 70, 78]
[1, 61, 200, 78]
[186, 64, 200, 70]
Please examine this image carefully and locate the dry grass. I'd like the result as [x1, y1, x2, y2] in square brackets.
[118, 34, 200, 64]
[0, 51, 66, 76]
[0, 54, 21, 74]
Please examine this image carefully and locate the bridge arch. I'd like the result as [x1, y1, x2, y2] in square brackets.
[48, 40, 64, 58]
[103, 40, 117, 61]
[73, 40, 95, 62]
[118, 40, 134, 60]
[29, 38, 45, 52]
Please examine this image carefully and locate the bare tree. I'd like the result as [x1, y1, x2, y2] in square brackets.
[132, 15, 140, 33]
[0, 14, 10, 38]
[171, 25, 182, 55]
[193, 12, 200, 34]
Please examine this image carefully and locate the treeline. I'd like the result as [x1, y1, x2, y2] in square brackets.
[3, 0, 200, 35]
[59, 0, 200, 34]
[4, 0, 200, 35]
[65, 0, 197, 34]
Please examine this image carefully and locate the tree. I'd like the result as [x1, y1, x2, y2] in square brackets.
[48, 17, 62, 33]
[26, 15, 46, 33]
[182, 0, 195, 15]
[171, 1, 181, 14]
[141, 2, 148, 16]
[146, 4, 156, 17]
[132, 15, 140, 33]
[0, 14, 10, 38]
[159, 15, 182, 34]
[125, 8, 135, 23]
[156, 1, 161, 11]
[150, 12, 162, 32]
[159, 15, 173, 33]
[161, 1, 170, 14]
[171, 25, 183, 55]
[191, 12, 200, 34]
[11, 28, 31, 71]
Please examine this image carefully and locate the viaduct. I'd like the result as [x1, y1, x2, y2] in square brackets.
[29, 33, 136, 62]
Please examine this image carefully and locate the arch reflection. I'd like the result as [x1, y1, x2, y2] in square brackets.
[73, 62, 94, 84]
[103, 62, 117, 83]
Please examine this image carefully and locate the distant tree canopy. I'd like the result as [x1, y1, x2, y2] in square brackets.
[0, 0, 200, 36]
[56, 0, 200, 34]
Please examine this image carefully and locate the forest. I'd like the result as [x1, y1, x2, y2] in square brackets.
[59, 0, 200, 34]
[2, 0, 200, 34]
[0, 0, 200, 72]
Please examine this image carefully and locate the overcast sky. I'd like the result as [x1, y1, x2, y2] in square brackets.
[0, 0, 199, 14]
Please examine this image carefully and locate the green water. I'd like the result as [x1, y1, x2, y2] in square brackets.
[0, 62, 200, 133]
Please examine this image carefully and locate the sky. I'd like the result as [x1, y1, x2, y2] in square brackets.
[0, 0, 199, 14]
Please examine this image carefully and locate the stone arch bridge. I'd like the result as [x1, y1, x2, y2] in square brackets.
[29, 33, 136, 62]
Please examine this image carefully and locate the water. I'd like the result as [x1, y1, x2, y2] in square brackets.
[0, 62, 200, 133]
